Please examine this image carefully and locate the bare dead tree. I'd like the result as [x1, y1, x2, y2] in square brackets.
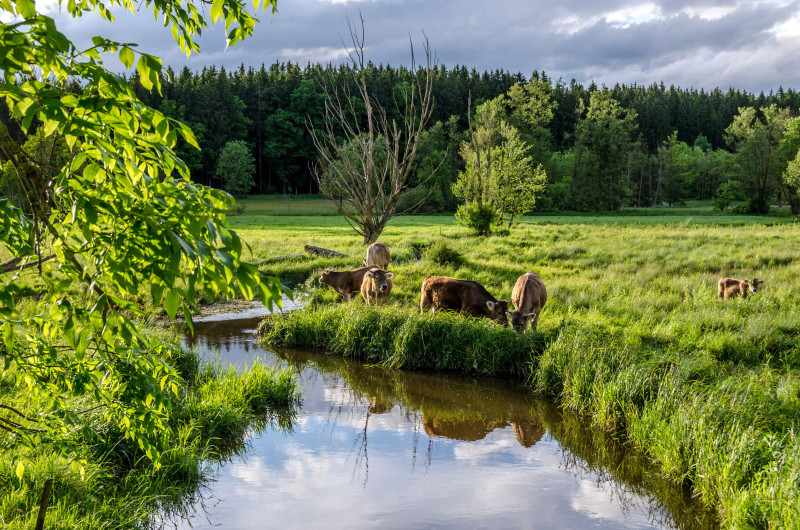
[309, 14, 437, 245]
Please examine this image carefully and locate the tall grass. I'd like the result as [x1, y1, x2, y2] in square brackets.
[253, 210, 800, 528]
[260, 304, 540, 376]
[0, 343, 299, 529]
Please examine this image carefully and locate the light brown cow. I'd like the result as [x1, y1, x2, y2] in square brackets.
[419, 276, 509, 326]
[360, 268, 394, 305]
[320, 266, 379, 302]
[362, 241, 391, 270]
[506, 272, 547, 332]
[718, 277, 765, 300]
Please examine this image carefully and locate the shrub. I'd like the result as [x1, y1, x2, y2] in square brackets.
[455, 202, 496, 235]
[424, 240, 465, 268]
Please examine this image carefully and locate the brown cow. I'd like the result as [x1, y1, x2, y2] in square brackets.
[320, 266, 379, 302]
[718, 277, 765, 300]
[362, 241, 391, 270]
[360, 268, 394, 305]
[419, 276, 510, 326]
[506, 272, 547, 332]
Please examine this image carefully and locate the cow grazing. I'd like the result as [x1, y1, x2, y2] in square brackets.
[360, 268, 394, 305]
[718, 277, 765, 300]
[506, 272, 548, 332]
[362, 241, 391, 270]
[419, 276, 510, 326]
[320, 266, 379, 302]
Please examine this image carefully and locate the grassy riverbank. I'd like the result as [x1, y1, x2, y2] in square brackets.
[253, 207, 799, 528]
[0, 340, 298, 528]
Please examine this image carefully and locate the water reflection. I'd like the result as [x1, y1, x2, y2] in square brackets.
[177, 315, 718, 530]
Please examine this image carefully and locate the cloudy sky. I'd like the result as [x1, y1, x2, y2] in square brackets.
[48, 0, 800, 93]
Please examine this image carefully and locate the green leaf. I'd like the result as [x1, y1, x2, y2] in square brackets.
[137, 56, 153, 91]
[15, 460, 24, 481]
[16, 0, 35, 18]
[150, 282, 164, 306]
[119, 47, 135, 69]
[210, 0, 223, 21]
[164, 290, 179, 320]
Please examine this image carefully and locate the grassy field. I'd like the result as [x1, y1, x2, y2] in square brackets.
[252, 200, 800, 528]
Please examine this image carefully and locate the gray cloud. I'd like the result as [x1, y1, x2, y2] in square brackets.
[51, 0, 800, 93]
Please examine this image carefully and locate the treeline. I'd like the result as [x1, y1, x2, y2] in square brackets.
[3, 62, 800, 213]
[125, 62, 800, 213]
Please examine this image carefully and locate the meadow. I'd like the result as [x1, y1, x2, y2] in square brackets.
[252, 200, 800, 528]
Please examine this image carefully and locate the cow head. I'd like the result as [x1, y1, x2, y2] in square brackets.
[750, 278, 765, 293]
[366, 269, 393, 292]
[506, 310, 536, 332]
[319, 268, 335, 285]
[485, 300, 510, 326]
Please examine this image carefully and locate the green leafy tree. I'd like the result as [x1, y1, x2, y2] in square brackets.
[778, 117, 800, 214]
[0, 0, 285, 471]
[491, 122, 547, 226]
[654, 131, 692, 207]
[573, 92, 638, 211]
[453, 98, 546, 233]
[712, 180, 742, 211]
[216, 140, 256, 197]
[504, 79, 556, 167]
[452, 97, 504, 234]
[725, 105, 790, 213]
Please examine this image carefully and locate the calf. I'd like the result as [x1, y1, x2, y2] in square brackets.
[718, 277, 765, 300]
[320, 266, 379, 302]
[507, 272, 547, 332]
[362, 241, 391, 270]
[419, 276, 509, 326]
[360, 268, 394, 305]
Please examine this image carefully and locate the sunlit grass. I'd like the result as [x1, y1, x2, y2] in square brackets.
[252, 208, 800, 528]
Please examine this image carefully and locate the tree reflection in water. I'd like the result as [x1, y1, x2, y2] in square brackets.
[272, 346, 717, 529]
[180, 317, 718, 529]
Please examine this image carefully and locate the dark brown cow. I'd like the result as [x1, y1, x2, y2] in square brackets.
[362, 241, 391, 270]
[320, 266, 379, 302]
[507, 272, 547, 332]
[360, 268, 394, 305]
[419, 276, 509, 326]
[718, 277, 765, 300]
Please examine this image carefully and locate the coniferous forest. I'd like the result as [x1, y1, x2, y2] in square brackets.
[5, 61, 800, 214]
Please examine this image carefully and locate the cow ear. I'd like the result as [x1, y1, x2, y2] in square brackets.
[385, 272, 394, 279]
[365, 271, 374, 278]
[486, 301, 495, 310]
[524, 313, 536, 318]
[505, 311, 512, 316]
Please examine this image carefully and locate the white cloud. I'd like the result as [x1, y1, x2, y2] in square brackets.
[604, 3, 662, 28]
[280, 45, 351, 63]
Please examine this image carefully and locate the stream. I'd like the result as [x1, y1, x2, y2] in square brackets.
[174, 308, 717, 529]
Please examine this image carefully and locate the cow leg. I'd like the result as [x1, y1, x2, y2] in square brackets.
[420, 291, 431, 313]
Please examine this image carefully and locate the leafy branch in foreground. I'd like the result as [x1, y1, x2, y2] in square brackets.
[0, 0, 283, 471]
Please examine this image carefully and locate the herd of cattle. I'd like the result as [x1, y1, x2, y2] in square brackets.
[319, 241, 546, 332]
[318, 242, 764, 332]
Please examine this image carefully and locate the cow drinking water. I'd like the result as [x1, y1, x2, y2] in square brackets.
[506, 272, 547, 332]
[419, 276, 509, 326]
[320, 266, 380, 302]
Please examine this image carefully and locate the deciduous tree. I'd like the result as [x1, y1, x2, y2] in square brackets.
[216, 140, 256, 197]
[0, 0, 285, 470]
[310, 16, 436, 245]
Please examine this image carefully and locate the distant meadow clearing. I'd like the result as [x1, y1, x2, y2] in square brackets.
[247, 201, 800, 527]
